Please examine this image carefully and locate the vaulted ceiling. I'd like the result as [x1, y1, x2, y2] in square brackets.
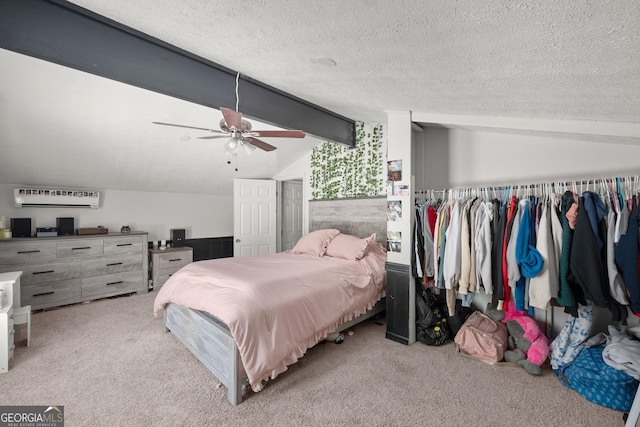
[1, 1, 639, 196]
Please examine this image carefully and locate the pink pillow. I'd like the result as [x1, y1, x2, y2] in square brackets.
[291, 229, 340, 257]
[325, 233, 376, 260]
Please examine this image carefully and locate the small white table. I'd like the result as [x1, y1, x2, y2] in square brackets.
[0, 271, 22, 373]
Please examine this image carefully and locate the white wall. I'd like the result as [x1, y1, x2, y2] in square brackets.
[0, 185, 233, 242]
[448, 129, 640, 186]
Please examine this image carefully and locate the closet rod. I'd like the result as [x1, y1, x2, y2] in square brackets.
[416, 175, 639, 195]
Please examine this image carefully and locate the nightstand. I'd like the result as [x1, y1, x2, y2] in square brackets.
[149, 247, 193, 290]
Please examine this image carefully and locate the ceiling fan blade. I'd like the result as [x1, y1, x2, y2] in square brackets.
[197, 135, 230, 140]
[152, 121, 224, 133]
[244, 137, 277, 152]
[220, 107, 243, 131]
[250, 129, 306, 138]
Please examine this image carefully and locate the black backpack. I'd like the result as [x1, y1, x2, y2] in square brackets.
[416, 285, 449, 346]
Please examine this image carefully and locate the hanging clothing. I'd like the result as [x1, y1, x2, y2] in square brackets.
[606, 200, 630, 306]
[468, 200, 480, 294]
[491, 202, 507, 305]
[458, 201, 472, 295]
[423, 205, 438, 282]
[570, 194, 626, 322]
[414, 178, 636, 324]
[411, 204, 424, 280]
[558, 191, 578, 314]
[435, 201, 451, 289]
[529, 198, 558, 309]
[615, 201, 629, 243]
[443, 200, 462, 291]
[508, 199, 527, 310]
[500, 195, 518, 310]
[615, 196, 640, 315]
[515, 199, 544, 279]
[474, 201, 494, 295]
[549, 195, 563, 300]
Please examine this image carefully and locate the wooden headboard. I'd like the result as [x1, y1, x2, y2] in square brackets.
[308, 196, 387, 245]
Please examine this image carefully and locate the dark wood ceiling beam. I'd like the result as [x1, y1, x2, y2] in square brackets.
[0, 0, 355, 147]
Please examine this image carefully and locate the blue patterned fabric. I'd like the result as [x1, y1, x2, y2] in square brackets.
[550, 303, 593, 370]
[557, 346, 639, 413]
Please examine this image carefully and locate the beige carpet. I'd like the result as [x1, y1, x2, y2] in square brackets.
[1, 291, 626, 426]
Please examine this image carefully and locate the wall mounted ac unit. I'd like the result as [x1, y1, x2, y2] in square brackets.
[14, 188, 100, 208]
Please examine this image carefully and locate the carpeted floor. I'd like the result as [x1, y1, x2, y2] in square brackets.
[1, 291, 628, 426]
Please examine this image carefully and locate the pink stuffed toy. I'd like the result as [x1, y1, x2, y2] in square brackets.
[502, 303, 549, 376]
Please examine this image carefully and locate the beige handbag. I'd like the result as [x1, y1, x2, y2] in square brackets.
[454, 311, 508, 364]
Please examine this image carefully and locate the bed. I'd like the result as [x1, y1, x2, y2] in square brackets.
[153, 196, 387, 405]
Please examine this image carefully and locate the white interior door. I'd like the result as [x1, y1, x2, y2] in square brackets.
[233, 179, 277, 257]
[281, 180, 303, 251]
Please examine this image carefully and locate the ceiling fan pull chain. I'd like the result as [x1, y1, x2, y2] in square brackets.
[235, 72, 240, 112]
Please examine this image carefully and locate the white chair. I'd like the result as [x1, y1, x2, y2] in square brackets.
[12, 305, 31, 347]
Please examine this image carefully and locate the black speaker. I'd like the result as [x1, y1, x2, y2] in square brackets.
[56, 217, 75, 236]
[171, 228, 186, 247]
[11, 218, 32, 237]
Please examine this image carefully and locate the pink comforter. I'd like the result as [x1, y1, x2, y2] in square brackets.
[153, 245, 386, 392]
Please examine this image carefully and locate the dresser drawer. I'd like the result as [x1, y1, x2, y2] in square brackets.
[104, 236, 144, 254]
[156, 252, 191, 273]
[21, 279, 82, 309]
[0, 241, 56, 264]
[57, 239, 104, 258]
[0, 259, 81, 286]
[82, 270, 142, 298]
[82, 253, 143, 277]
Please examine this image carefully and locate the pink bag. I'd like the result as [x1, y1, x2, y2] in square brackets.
[454, 311, 508, 364]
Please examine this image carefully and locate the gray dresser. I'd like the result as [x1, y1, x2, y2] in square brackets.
[0, 232, 148, 310]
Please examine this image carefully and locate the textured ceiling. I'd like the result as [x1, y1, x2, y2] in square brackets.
[1, 0, 639, 197]
[69, 0, 640, 124]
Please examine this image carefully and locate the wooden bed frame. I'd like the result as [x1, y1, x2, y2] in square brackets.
[163, 196, 387, 405]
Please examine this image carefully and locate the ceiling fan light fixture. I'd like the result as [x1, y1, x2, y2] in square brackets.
[224, 136, 240, 154]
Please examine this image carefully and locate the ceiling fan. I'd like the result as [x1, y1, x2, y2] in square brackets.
[153, 107, 306, 157]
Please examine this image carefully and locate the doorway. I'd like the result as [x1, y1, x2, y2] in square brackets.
[280, 179, 303, 251]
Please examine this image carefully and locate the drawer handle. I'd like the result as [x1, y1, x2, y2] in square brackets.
[33, 291, 54, 297]
[117, 243, 133, 247]
[106, 262, 123, 266]
[169, 258, 182, 262]
[17, 249, 40, 254]
[106, 281, 123, 286]
[72, 246, 92, 250]
[33, 270, 55, 275]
